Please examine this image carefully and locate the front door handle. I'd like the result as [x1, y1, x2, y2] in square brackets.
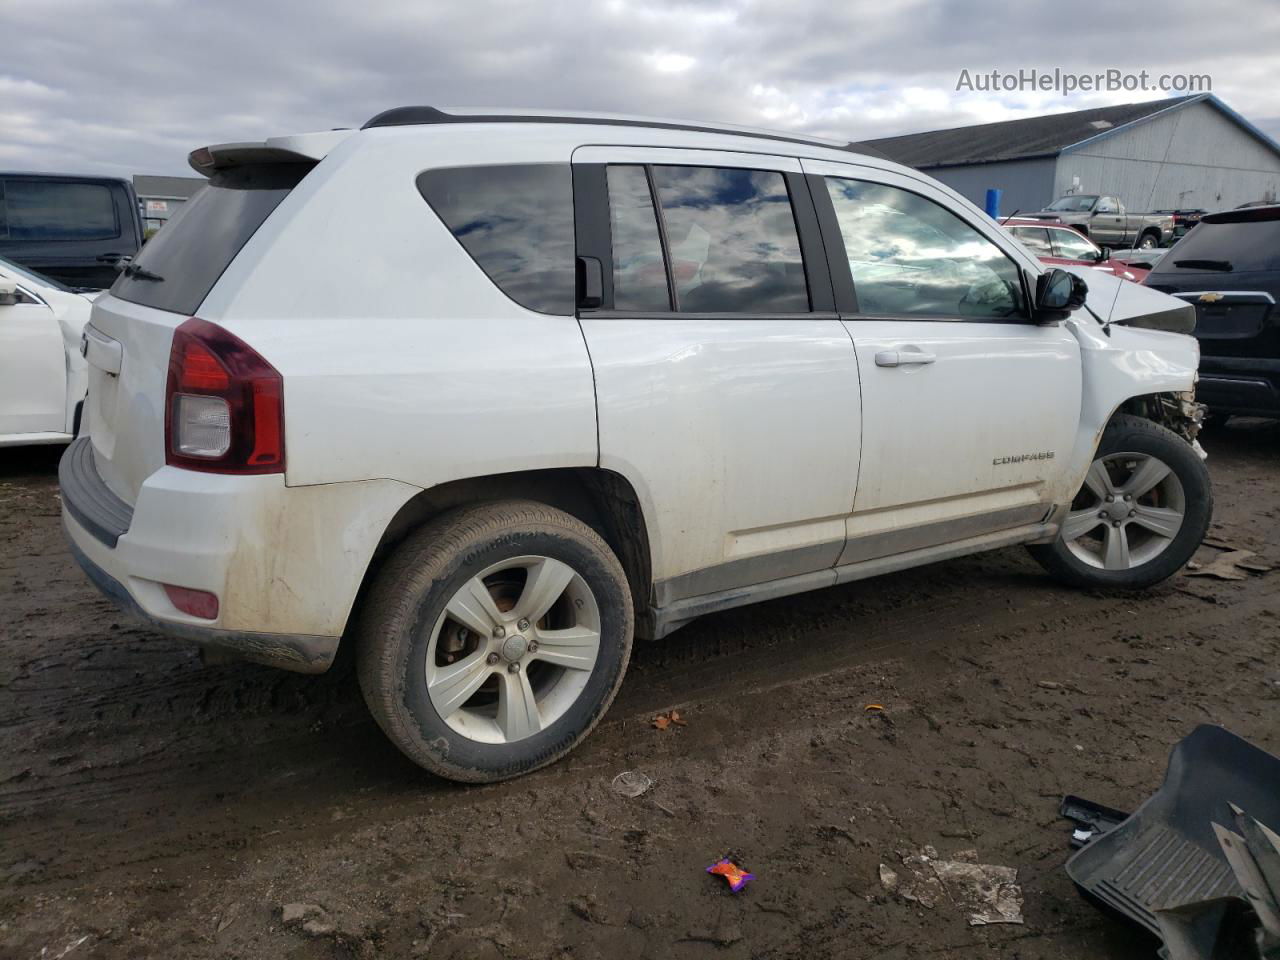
[875, 349, 936, 368]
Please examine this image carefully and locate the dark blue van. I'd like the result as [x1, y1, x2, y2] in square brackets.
[0, 173, 144, 289]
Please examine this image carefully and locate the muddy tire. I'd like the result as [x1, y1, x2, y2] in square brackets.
[1028, 415, 1211, 590]
[355, 500, 634, 783]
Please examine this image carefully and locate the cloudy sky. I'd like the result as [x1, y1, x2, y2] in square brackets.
[3, 0, 1279, 177]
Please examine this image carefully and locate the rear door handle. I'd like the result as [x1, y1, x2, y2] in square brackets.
[875, 349, 936, 367]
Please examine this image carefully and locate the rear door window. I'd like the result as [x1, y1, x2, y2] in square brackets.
[825, 177, 1026, 320]
[418, 164, 575, 315]
[2, 179, 118, 241]
[112, 163, 312, 315]
[648, 165, 810, 313]
[1011, 226, 1052, 256]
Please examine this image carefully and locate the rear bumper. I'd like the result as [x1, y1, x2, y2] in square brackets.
[1198, 357, 1280, 417]
[59, 438, 419, 673]
[64, 532, 339, 672]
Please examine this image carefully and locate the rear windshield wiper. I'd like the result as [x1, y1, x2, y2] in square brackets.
[120, 262, 165, 282]
[1173, 258, 1233, 272]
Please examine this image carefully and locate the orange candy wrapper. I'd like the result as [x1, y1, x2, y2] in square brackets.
[706, 859, 754, 892]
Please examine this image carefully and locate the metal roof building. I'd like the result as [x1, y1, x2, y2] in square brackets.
[859, 94, 1280, 215]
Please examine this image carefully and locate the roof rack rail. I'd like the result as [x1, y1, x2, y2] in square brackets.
[361, 106, 887, 158]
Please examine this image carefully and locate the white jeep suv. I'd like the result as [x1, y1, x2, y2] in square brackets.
[61, 108, 1210, 782]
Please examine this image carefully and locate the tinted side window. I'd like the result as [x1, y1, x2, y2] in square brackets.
[825, 178, 1026, 320]
[606, 166, 670, 311]
[1011, 226, 1052, 256]
[418, 164, 574, 316]
[649, 166, 809, 313]
[4, 180, 118, 241]
[113, 163, 311, 315]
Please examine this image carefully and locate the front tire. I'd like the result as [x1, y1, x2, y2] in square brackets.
[1029, 415, 1211, 590]
[355, 500, 634, 783]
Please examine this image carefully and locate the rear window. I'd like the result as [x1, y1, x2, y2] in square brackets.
[1153, 218, 1280, 274]
[112, 163, 311, 315]
[417, 164, 575, 315]
[1, 179, 118, 241]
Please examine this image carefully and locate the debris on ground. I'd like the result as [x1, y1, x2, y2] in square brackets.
[611, 770, 653, 798]
[880, 846, 1023, 925]
[707, 859, 755, 892]
[652, 710, 687, 731]
[281, 902, 336, 937]
[1185, 548, 1273, 581]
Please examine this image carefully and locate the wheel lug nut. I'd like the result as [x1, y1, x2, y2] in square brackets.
[493, 625, 505, 639]
[528, 641, 538, 653]
[508, 662, 520, 673]
[486, 652, 500, 665]
[517, 618, 530, 631]
[1112, 521, 1121, 527]
[1106, 495, 1115, 502]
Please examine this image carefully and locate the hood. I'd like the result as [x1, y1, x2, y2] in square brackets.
[1060, 264, 1197, 334]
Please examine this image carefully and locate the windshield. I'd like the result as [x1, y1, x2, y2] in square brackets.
[1046, 195, 1097, 212]
[0, 254, 73, 292]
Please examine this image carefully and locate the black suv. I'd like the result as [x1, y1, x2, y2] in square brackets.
[0, 173, 144, 289]
[1145, 205, 1280, 420]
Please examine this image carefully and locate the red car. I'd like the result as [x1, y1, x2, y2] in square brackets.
[1002, 218, 1150, 283]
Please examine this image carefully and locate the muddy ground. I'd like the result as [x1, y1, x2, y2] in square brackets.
[2, 422, 1278, 960]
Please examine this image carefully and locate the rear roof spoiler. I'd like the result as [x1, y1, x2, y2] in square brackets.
[187, 130, 355, 176]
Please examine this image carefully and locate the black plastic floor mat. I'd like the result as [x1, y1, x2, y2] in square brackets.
[1065, 725, 1280, 940]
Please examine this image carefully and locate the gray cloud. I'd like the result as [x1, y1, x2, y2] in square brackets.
[2, 0, 1278, 177]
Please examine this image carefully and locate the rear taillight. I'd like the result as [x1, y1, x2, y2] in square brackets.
[165, 318, 284, 474]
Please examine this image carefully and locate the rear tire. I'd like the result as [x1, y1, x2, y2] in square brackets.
[355, 500, 634, 783]
[1029, 415, 1211, 590]
[1138, 231, 1160, 250]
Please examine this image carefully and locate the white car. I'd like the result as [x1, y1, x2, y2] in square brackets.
[61, 108, 1210, 782]
[0, 256, 95, 446]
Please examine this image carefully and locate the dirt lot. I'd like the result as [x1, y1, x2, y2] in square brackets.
[2, 423, 1278, 960]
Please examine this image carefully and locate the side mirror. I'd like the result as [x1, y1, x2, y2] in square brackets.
[0, 279, 19, 307]
[1095, 246, 1112, 263]
[1035, 268, 1088, 324]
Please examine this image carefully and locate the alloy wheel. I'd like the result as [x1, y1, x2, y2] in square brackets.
[1061, 452, 1186, 571]
[424, 555, 601, 744]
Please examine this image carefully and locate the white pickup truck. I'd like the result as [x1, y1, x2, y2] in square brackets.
[60, 108, 1209, 782]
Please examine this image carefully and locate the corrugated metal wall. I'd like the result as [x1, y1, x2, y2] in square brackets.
[1053, 101, 1280, 210]
[923, 157, 1057, 215]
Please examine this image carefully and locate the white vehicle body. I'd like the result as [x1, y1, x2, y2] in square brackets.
[0, 257, 95, 446]
[60, 111, 1202, 676]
